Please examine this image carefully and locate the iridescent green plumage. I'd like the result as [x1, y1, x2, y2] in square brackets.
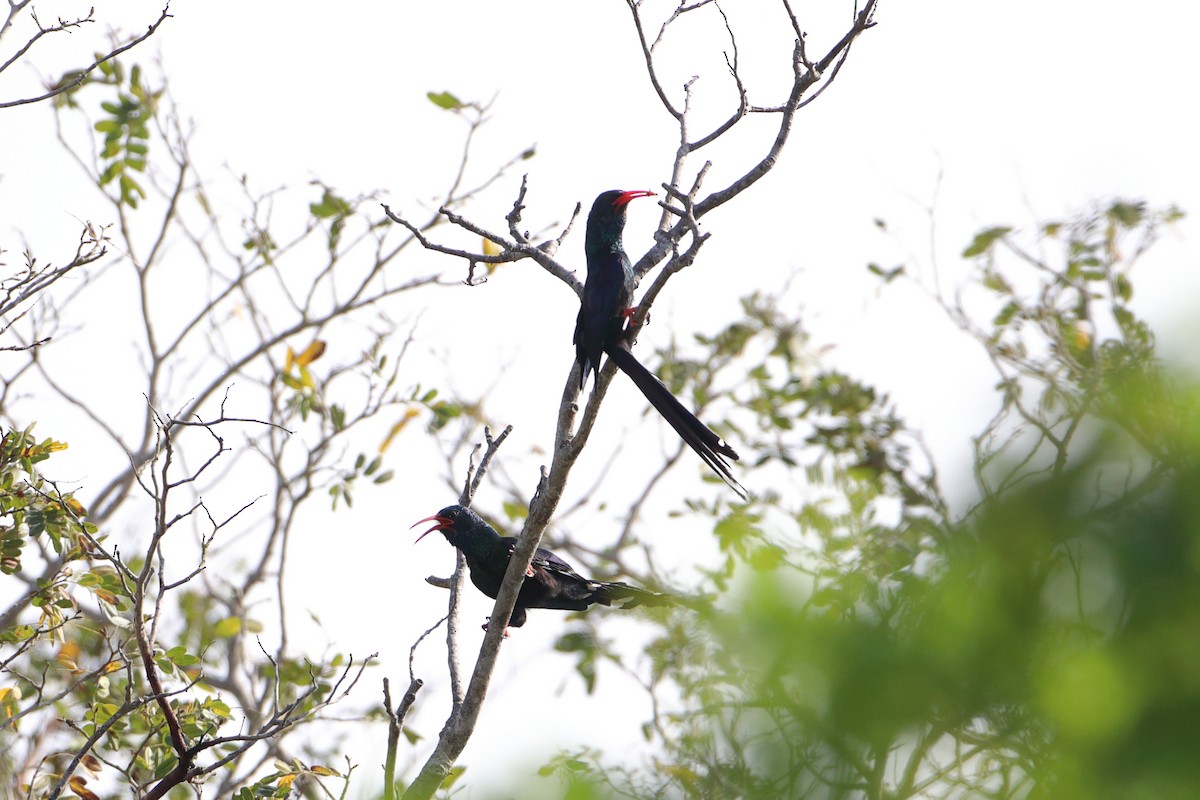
[573, 189, 746, 498]
[414, 504, 671, 630]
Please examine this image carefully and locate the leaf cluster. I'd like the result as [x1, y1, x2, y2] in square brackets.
[543, 202, 1200, 800]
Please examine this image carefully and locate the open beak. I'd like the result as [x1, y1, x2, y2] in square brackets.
[614, 189, 656, 207]
[411, 514, 453, 543]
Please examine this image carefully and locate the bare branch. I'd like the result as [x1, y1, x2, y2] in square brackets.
[383, 677, 424, 800]
[0, 6, 173, 109]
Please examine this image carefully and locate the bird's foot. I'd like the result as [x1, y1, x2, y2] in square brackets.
[622, 306, 649, 327]
[482, 618, 513, 638]
[525, 564, 536, 577]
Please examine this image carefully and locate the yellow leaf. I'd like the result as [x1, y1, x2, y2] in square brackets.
[277, 774, 297, 789]
[68, 775, 100, 800]
[379, 408, 421, 453]
[0, 686, 21, 719]
[1072, 321, 1093, 350]
[284, 346, 296, 372]
[56, 641, 81, 671]
[295, 339, 326, 366]
[102, 660, 124, 674]
[310, 765, 339, 777]
[482, 237, 501, 256]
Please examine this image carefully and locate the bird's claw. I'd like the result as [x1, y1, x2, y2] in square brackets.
[624, 304, 652, 333]
[482, 618, 513, 638]
[622, 306, 650, 327]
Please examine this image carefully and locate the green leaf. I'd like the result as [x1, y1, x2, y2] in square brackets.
[867, 262, 905, 283]
[502, 501, 529, 521]
[440, 765, 467, 789]
[309, 190, 352, 219]
[962, 226, 1012, 258]
[92, 702, 120, 725]
[174, 652, 201, 667]
[714, 512, 759, 555]
[426, 90, 464, 110]
[99, 161, 125, 185]
[1107, 200, 1145, 227]
[982, 270, 1012, 294]
[213, 617, 242, 638]
[748, 544, 786, 571]
[165, 646, 201, 667]
[1115, 273, 1133, 302]
[154, 755, 178, 781]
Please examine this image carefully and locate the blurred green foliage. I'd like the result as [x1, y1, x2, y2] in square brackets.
[531, 201, 1199, 800]
[91, 60, 159, 208]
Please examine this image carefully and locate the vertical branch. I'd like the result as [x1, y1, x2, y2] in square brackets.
[443, 544, 470, 708]
[402, 356, 624, 799]
[382, 677, 424, 800]
[395, 3, 882, 797]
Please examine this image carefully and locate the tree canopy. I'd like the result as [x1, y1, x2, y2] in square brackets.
[2, 2, 1198, 799]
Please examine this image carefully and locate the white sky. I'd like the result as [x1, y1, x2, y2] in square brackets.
[2, 0, 1198, 795]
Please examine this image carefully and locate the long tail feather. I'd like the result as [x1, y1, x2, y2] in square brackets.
[606, 344, 747, 499]
[593, 581, 673, 610]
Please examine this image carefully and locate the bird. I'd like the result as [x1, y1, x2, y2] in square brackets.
[573, 188, 747, 499]
[412, 504, 672, 634]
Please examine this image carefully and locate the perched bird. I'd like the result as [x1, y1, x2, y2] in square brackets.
[573, 188, 747, 499]
[413, 504, 671, 634]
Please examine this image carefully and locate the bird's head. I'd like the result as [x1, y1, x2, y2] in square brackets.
[412, 504, 499, 549]
[591, 189, 655, 217]
[586, 189, 655, 253]
[411, 505, 463, 544]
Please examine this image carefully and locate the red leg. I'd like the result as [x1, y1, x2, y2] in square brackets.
[623, 306, 650, 325]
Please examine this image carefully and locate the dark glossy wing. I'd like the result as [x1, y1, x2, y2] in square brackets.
[499, 539, 583, 579]
[531, 545, 584, 578]
[574, 263, 629, 389]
